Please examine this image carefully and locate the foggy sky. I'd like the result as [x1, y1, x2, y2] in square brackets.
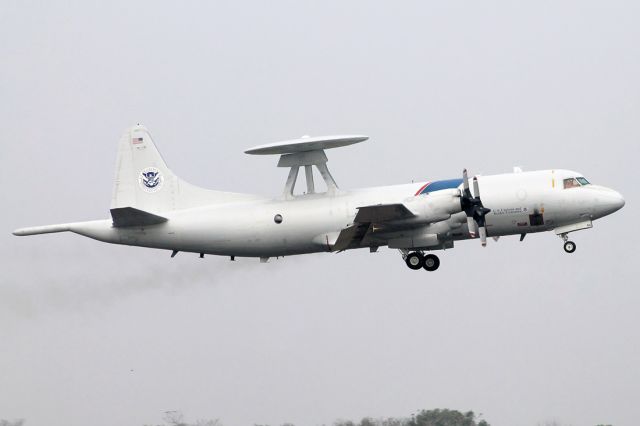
[1, 1, 638, 425]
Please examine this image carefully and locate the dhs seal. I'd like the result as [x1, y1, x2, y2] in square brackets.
[139, 167, 164, 193]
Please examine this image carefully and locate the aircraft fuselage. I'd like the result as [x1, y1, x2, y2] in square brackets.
[61, 169, 624, 258]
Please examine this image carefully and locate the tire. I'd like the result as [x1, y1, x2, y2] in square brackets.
[405, 252, 424, 270]
[564, 241, 576, 253]
[423, 254, 440, 271]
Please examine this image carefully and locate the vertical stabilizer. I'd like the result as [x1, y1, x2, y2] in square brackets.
[111, 125, 174, 212]
[111, 124, 259, 213]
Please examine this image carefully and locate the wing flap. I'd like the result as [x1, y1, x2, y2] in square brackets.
[332, 203, 415, 251]
[333, 223, 371, 252]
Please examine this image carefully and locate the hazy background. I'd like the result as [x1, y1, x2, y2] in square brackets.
[1, 1, 638, 425]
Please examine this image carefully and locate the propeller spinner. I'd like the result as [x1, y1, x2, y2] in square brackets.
[460, 169, 491, 247]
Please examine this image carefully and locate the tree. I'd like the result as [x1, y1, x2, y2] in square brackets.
[144, 411, 222, 426]
[408, 409, 489, 426]
[163, 411, 187, 426]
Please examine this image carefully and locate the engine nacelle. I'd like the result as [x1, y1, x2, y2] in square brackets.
[405, 189, 462, 224]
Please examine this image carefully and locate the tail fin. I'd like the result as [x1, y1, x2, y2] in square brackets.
[111, 124, 257, 213]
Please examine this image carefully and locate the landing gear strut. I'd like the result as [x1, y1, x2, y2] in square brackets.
[403, 251, 440, 271]
[559, 233, 577, 254]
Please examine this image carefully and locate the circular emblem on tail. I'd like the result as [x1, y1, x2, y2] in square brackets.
[139, 167, 164, 193]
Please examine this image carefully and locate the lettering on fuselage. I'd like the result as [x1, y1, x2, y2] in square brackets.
[492, 207, 528, 215]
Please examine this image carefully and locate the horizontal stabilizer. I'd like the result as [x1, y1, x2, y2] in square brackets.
[110, 207, 168, 228]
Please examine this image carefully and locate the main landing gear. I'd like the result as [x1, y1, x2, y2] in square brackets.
[403, 251, 440, 271]
[559, 233, 577, 254]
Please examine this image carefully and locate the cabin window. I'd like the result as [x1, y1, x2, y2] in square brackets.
[576, 177, 590, 185]
[563, 178, 580, 189]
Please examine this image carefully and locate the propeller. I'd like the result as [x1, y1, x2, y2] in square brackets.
[460, 169, 491, 247]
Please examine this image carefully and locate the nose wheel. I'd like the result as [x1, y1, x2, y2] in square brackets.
[559, 233, 577, 254]
[563, 240, 576, 253]
[404, 251, 441, 271]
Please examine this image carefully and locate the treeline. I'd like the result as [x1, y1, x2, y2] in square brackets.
[3, 412, 615, 425]
[334, 409, 489, 426]
[145, 408, 489, 426]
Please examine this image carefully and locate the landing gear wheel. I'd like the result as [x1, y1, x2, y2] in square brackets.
[405, 252, 424, 270]
[563, 241, 576, 253]
[423, 254, 440, 271]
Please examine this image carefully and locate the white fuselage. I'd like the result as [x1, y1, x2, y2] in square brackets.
[64, 169, 624, 258]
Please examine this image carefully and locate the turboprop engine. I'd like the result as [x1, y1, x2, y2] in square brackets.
[401, 169, 492, 246]
[404, 188, 463, 224]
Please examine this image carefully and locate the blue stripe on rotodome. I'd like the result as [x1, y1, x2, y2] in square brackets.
[420, 178, 463, 194]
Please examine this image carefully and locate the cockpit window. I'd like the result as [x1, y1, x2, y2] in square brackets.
[563, 178, 580, 189]
[576, 177, 590, 185]
[563, 177, 590, 188]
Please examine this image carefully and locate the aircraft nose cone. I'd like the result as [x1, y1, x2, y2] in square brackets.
[598, 189, 625, 216]
[614, 191, 625, 210]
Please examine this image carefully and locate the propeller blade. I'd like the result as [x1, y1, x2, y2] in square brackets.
[479, 226, 487, 247]
[462, 169, 470, 192]
[461, 169, 491, 244]
[473, 176, 480, 199]
[467, 216, 476, 237]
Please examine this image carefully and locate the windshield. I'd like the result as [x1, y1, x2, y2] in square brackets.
[564, 177, 590, 188]
[577, 177, 590, 185]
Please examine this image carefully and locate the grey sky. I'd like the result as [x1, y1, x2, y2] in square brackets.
[1, 1, 638, 425]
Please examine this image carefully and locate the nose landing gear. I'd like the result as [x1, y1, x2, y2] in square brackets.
[403, 251, 441, 271]
[563, 240, 576, 253]
[560, 233, 577, 253]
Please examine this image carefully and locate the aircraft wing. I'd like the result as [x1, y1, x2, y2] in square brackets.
[354, 203, 414, 223]
[333, 203, 415, 251]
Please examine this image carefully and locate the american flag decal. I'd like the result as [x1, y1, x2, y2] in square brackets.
[132, 137, 143, 144]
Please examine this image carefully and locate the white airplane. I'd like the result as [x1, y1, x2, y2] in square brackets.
[13, 125, 625, 271]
